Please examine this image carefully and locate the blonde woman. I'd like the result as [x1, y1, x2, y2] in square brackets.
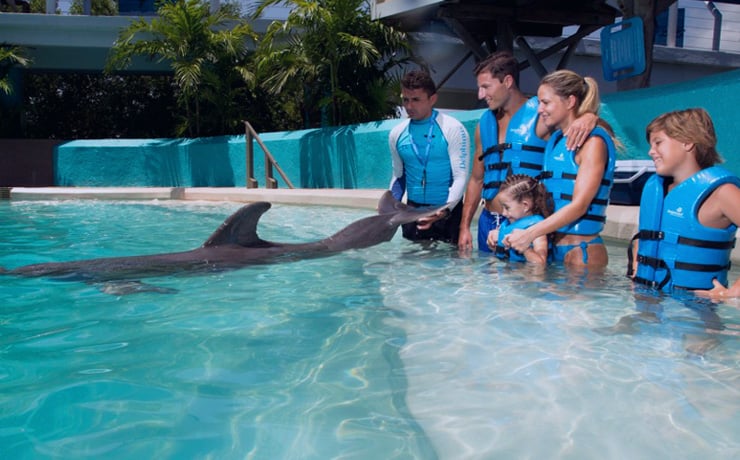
[504, 70, 617, 268]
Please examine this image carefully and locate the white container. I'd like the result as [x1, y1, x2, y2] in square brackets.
[610, 160, 656, 205]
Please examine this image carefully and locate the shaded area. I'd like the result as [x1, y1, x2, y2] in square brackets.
[298, 126, 359, 188]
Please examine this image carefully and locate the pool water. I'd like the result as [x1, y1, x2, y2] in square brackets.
[0, 200, 738, 459]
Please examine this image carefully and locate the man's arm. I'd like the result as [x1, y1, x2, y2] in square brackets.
[443, 115, 470, 208]
[388, 124, 406, 201]
[535, 110, 599, 150]
[458, 124, 484, 250]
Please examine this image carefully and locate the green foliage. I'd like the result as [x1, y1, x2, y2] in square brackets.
[6, 73, 178, 139]
[69, 0, 117, 16]
[28, 0, 52, 13]
[253, 0, 414, 128]
[3, 0, 413, 137]
[107, 0, 257, 136]
[0, 46, 30, 95]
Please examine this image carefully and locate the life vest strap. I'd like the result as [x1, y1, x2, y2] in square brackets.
[674, 260, 731, 272]
[479, 142, 546, 161]
[637, 254, 665, 269]
[637, 230, 664, 241]
[558, 194, 609, 207]
[676, 235, 736, 250]
[551, 172, 611, 187]
[486, 163, 509, 171]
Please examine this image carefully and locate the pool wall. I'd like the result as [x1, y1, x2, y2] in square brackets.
[53, 69, 740, 188]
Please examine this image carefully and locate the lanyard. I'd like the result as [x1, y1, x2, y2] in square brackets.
[409, 112, 436, 187]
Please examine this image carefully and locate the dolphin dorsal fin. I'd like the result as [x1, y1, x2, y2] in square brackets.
[202, 202, 272, 247]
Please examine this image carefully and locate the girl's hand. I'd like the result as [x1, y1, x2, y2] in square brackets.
[486, 229, 499, 250]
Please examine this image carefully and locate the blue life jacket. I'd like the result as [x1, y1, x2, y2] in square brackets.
[479, 97, 547, 201]
[495, 214, 545, 262]
[632, 166, 739, 292]
[394, 110, 452, 205]
[541, 126, 616, 235]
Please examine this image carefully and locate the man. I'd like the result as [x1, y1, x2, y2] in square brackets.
[389, 70, 469, 244]
[458, 51, 595, 252]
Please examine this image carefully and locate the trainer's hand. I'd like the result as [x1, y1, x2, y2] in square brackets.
[416, 209, 448, 231]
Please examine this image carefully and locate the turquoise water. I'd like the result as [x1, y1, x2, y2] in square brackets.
[0, 200, 738, 459]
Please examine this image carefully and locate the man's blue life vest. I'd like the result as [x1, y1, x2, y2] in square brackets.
[479, 97, 547, 201]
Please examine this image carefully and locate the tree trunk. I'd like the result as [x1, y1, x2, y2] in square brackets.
[616, 0, 676, 91]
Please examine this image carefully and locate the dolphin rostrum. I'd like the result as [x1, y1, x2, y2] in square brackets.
[1, 191, 445, 287]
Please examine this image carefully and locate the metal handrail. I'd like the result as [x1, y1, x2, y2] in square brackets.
[243, 121, 295, 189]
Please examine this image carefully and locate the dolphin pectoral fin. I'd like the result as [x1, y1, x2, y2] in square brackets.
[389, 203, 449, 226]
[202, 202, 272, 248]
[99, 280, 179, 295]
[377, 191, 449, 225]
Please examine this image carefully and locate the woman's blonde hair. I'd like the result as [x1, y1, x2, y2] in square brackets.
[540, 69, 622, 150]
[540, 69, 600, 118]
[645, 108, 721, 169]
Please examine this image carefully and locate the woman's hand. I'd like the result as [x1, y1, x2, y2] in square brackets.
[504, 228, 534, 254]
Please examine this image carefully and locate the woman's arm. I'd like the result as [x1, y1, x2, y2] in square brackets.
[504, 136, 608, 253]
[523, 234, 549, 264]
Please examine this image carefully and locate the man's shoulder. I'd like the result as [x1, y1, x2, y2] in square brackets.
[389, 118, 410, 137]
[436, 111, 466, 128]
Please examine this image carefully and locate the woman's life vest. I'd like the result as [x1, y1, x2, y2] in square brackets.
[479, 97, 547, 201]
[631, 166, 740, 292]
[541, 126, 616, 235]
[495, 214, 545, 262]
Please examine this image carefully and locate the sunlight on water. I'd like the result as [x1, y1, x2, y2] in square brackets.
[0, 200, 738, 459]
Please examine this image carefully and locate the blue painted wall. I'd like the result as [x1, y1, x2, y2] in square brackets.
[55, 69, 740, 188]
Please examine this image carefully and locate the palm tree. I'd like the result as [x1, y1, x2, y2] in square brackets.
[107, 0, 256, 136]
[0, 45, 30, 96]
[69, 0, 118, 16]
[253, 0, 414, 128]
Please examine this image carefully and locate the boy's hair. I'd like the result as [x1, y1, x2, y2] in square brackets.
[645, 108, 721, 169]
[473, 51, 519, 85]
[499, 174, 553, 218]
[401, 70, 437, 98]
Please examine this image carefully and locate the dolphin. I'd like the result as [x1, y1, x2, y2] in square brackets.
[0, 191, 445, 290]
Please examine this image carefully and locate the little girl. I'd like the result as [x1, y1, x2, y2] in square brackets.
[487, 174, 552, 264]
